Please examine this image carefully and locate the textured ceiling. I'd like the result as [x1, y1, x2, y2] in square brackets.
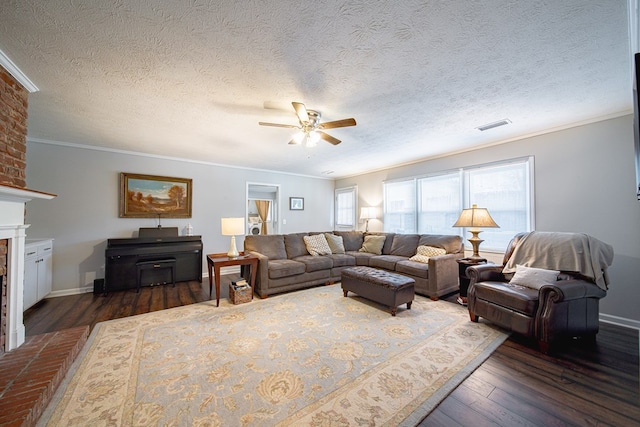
[0, 0, 632, 178]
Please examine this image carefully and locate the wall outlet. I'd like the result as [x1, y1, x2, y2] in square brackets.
[282, 219, 287, 225]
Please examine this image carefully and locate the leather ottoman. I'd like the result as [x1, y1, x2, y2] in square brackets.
[341, 266, 415, 316]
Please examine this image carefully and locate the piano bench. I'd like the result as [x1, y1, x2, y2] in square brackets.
[136, 258, 176, 292]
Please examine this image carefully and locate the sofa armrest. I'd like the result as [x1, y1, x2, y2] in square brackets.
[536, 279, 606, 345]
[467, 264, 506, 283]
[427, 253, 461, 292]
[246, 250, 270, 297]
[539, 279, 607, 303]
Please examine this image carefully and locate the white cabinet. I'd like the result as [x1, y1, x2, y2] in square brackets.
[24, 239, 53, 310]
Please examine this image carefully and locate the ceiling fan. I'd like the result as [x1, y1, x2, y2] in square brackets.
[258, 102, 356, 146]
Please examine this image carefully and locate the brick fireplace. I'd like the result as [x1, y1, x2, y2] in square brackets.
[0, 185, 54, 352]
[1, 60, 55, 352]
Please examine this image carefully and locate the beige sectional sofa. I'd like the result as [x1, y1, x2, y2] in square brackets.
[243, 231, 464, 300]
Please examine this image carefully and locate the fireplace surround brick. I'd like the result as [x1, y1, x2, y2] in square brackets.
[0, 64, 29, 354]
[0, 65, 28, 188]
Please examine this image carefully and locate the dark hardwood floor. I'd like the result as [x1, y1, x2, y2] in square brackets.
[24, 279, 639, 427]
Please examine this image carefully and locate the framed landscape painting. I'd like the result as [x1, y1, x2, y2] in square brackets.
[119, 173, 192, 218]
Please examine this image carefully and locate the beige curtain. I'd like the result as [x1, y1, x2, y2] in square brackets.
[255, 200, 270, 235]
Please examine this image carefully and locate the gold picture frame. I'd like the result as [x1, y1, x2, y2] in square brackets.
[119, 173, 192, 218]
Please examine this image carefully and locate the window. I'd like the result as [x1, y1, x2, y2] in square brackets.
[383, 179, 416, 233]
[464, 160, 532, 250]
[335, 186, 357, 230]
[418, 171, 461, 235]
[383, 157, 533, 251]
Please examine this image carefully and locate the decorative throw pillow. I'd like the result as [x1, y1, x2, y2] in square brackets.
[303, 234, 332, 256]
[409, 245, 447, 263]
[324, 233, 346, 254]
[358, 235, 386, 255]
[509, 264, 560, 289]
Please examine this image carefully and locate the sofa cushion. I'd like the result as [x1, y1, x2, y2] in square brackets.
[418, 234, 463, 254]
[395, 259, 430, 279]
[294, 255, 334, 272]
[303, 234, 332, 256]
[268, 259, 306, 279]
[324, 233, 346, 254]
[325, 253, 356, 268]
[245, 235, 287, 260]
[334, 231, 364, 251]
[409, 245, 447, 263]
[473, 281, 539, 316]
[389, 234, 420, 257]
[369, 255, 408, 271]
[359, 235, 386, 255]
[285, 233, 310, 258]
[346, 251, 376, 266]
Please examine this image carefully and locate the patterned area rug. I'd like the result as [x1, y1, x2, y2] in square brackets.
[38, 285, 508, 426]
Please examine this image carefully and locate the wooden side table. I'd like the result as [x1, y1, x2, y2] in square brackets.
[207, 252, 258, 307]
[457, 257, 488, 305]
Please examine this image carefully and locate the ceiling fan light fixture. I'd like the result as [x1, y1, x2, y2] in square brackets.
[260, 101, 356, 147]
[292, 131, 305, 145]
[307, 131, 320, 147]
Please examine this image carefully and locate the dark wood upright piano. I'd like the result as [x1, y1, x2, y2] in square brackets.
[105, 227, 203, 292]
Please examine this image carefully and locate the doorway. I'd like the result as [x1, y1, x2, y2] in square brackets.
[246, 183, 280, 235]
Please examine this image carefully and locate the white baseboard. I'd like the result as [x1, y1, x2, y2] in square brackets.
[599, 313, 640, 331]
[47, 286, 94, 298]
[45, 267, 241, 299]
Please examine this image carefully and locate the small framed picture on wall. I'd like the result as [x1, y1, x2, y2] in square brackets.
[289, 197, 304, 210]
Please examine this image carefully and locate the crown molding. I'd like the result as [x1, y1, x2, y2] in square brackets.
[0, 49, 39, 93]
[27, 137, 335, 181]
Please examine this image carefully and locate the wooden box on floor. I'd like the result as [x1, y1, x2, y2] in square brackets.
[229, 283, 252, 304]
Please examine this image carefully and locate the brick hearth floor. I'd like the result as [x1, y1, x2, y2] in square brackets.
[0, 326, 89, 427]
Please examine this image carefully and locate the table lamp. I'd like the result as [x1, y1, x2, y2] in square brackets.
[453, 204, 499, 260]
[221, 217, 245, 258]
[360, 207, 376, 232]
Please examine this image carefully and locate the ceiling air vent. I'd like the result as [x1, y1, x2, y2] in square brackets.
[476, 119, 512, 131]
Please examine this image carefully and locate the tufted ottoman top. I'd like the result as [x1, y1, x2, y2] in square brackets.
[342, 266, 415, 290]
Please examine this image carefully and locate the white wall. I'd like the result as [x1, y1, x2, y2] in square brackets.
[24, 142, 335, 295]
[337, 115, 640, 324]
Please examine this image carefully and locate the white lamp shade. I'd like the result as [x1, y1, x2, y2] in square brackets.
[221, 217, 245, 236]
[360, 207, 376, 220]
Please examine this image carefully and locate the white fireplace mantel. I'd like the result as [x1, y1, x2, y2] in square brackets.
[0, 183, 56, 204]
[0, 183, 55, 351]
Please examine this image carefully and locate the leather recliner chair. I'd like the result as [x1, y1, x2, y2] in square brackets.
[466, 232, 607, 354]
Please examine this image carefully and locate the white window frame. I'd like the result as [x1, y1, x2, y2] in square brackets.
[383, 178, 417, 233]
[461, 157, 534, 251]
[417, 170, 463, 236]
[382, 157, 534, 252]
[335, 185, 357, 230]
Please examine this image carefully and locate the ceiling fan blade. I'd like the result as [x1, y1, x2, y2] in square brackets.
[318, 118, 357, 129]
[318, 131, 341, 145]
[292, 102, 309, 123]
[258, 122, 299, 128]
